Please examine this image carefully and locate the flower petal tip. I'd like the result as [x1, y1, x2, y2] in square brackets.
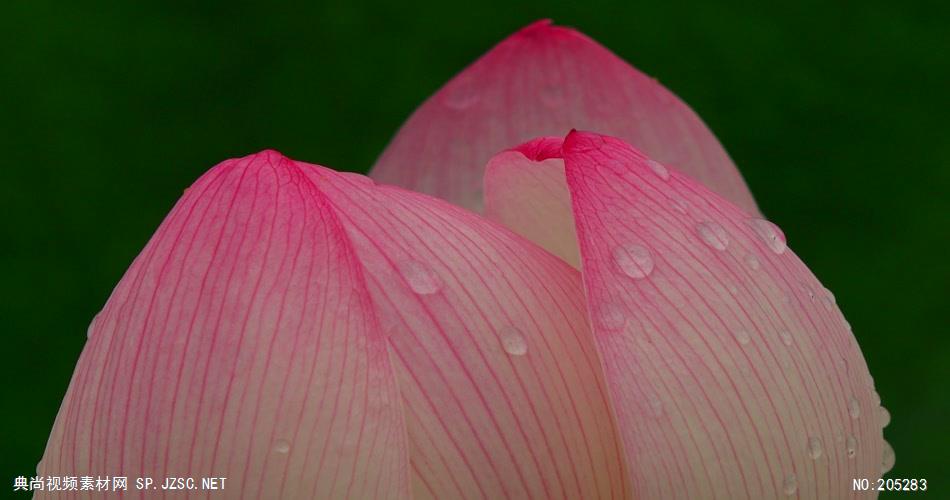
[510, 136, 564, 161]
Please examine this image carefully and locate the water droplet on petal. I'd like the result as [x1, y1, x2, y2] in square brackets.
[746, 218, 787, 254]
[872, 390, 881, 405]
[846, 435, 858, 458]
[399, 260, 442, 295]
[798, 280, 816, 301]
[500, 327, 528, 356]
[696, 221, 729, 251]
[647, 393, 664, 418]
[646, 159, 670, 180]
[782, 474, 798, 495]
[612, 244, 654, 279]
[808, 436, 823, 460]
[670, 195, 689, 214]
[779, 330, 793, 346]
[744, 253, 761, 270]
[878, 406, 891, 428]
[848, 397, 861, 419]
[443, 79, 479, 110]
[881, 440, 896, 474]
[86, 313, 99, 339]
[734, 329, 751, 345]
[273, 439, 291, 454]
[820, 288, 836, 311]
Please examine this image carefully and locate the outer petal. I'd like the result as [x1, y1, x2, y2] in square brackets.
[558, 131, 883, 498]
[303, 166, 628, 499]
[40, 152, 409, 499]
[371, 20, 759, 214]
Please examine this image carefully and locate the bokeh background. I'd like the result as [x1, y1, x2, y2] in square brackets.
[2, 1, 947, 497]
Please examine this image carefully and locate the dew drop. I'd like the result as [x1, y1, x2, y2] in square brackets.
[846, 435, 857, 458]
[808, 436, 823, 460]
[86, 313, 99, 339]
[670, 195, 689, 214]
[746, 218, 787, 254]
[779, 330, 793, 346]
[273, 439, 291, 454]
[734, 329, 751, 345]
[646, 159, 670, 180]
[443, 79, 479, 110]
[848, 397, 861, 419]
[612, 244, 655, 279]
[798, 280, 816, 301]
[821, 288, 836, 311]
[881, 440, 895, 474]
[878, 406, 891, 428]
[398, 260, 442, 295]
[744, 253, 761, 270]
[696, 221, 729, 251]
[647, 393, 664, 418]
[500, 327, 528, 356]
[872, 390, 881, 406]
[782, 474, 798, 496]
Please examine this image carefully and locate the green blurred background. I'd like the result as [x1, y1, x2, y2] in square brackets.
[2, 1, 947, 497]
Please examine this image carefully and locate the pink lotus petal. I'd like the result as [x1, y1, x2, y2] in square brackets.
[41, 151, 409, 499]
[302, 166, 628, 498]
[558, 130, 881, 498]
[484, 138, 580, 267]
[371, 19, 759, 214]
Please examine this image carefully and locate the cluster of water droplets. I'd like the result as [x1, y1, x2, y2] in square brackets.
[875, 390, 895, 474]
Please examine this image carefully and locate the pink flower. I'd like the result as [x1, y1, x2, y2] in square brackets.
[41, 20, 887, 499]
